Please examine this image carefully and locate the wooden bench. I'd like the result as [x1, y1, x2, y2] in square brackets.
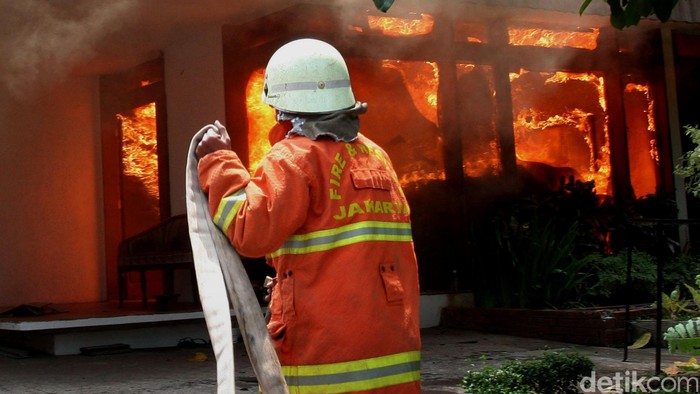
[118, 214, 198, 307]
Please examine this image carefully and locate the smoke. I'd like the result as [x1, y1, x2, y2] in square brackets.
[0, 0, 139, 100]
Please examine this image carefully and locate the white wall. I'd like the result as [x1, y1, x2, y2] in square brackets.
[163, 26, 227, 299]
[0, 76, 104, 306]
[164, 26, 227, 216]
[0, 24, 228, 308]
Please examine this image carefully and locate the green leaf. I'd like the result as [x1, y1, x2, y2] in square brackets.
[685, 283, 700, 310]
[651, 0, 679, 21]
[629, 332, 652, 349]
[373, 0, 394, 13]
[609, 1, 627, 29]
[579, 0, 594, 15]
[637, 0, 654, 16]
[624, 10, 640, 27]
[623, 0, 645, 26]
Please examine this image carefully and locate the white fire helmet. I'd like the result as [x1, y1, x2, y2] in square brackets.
[262, 38, 356, 114]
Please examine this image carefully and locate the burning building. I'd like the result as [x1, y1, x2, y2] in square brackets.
[2, 0, 700, 308]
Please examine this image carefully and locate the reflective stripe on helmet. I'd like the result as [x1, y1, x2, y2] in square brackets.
[268, 79, 351, 94]
[282, 350, 421, 393]
[269, 220, 412, 258]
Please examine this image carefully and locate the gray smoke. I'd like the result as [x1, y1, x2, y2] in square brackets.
[0, 0, 138, 100]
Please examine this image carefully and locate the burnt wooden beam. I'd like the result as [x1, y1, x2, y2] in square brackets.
[600, 27, 634, 203]
[488, 19, 517, 179]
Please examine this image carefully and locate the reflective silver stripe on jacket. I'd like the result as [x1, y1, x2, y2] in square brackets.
[213, 189, 246, 233]
[270, 221, 412, 258]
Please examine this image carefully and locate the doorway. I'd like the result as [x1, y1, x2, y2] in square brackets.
[100, 58, 170, 302]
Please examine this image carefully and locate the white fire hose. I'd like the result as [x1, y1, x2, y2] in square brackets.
[185, 124, 288, 394]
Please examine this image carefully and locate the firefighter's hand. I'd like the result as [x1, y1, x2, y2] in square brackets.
[196, 120, 231, 160]
[263, 276, 277, 303]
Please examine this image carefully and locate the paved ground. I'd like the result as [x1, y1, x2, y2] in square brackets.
[0, 327, 692, 393]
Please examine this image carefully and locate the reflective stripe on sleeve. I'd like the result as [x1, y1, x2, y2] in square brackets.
[282, 350, 420, 393]
[212, 189, 246, 233]
[269, 220, 413, 258]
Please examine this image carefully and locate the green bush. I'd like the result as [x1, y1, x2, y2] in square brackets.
[461, 351, 594, 394]
[576, 250, 657, 306]
[577, 251, 700, 307]
[675, 125, 700, 198]
[468, 180, 608, 308]
[461, 365, 536, 394]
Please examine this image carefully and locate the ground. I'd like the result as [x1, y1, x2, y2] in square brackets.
[0, 327, 692, 393]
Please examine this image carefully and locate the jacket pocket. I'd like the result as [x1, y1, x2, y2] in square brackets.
[280, 269, 296, 320]
[268, 320, 287, 341]
[351, 169, 392, 191]
[379, 263, 404, 303]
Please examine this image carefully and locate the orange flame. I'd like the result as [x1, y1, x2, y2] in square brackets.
[463, 140, 502, 178]
[511, 69, 611, 195]
[245, 68, 275, 171]
[243, 23, 617, 196]
[375, 60, 443, 188]
[625, 82, 659, 164]
[509, 27, 599, 50]
[399, 169, 446, 190]
[382, 59, 438, 126]
[366, 13, 434, 36]
[117, 103, 160, 199]
[244, 61, 444, 189]
[457, 64, 501, 177]
[546, 71, 608, 111]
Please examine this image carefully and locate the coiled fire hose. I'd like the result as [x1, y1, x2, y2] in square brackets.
[185, 124, 288, 394]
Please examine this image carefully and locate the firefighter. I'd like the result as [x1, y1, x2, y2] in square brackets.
[196, 38, 421, 393]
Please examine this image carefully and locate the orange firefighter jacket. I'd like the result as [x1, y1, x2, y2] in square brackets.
[198, 133, 421, 393]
